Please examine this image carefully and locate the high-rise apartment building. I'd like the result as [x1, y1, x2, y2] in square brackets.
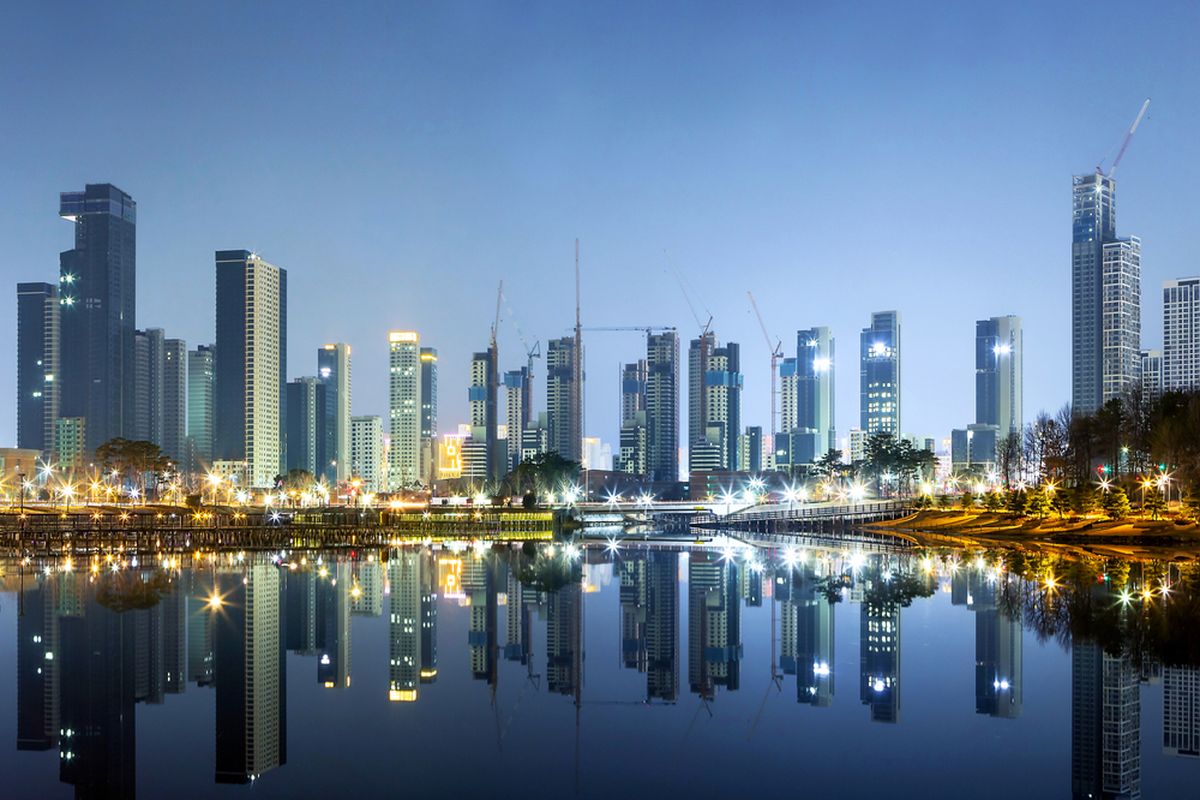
[547, 336, 583, 461]
[162, 338, 187, 465]
[687, 332, 715, 469]
[975, 316, 1023, 445]
[317, 343, 351, 484]
[58, 184, 136, 451]
[16, 282, 59, 458]
[618, 360, 648, 477]
[54, 417, 87, 470]
[690, 341, 741, 472]
[350, 415, 384, 493]
[469, 347, 501, 482]
[1102, 237, 1142, 403]
[779, 357, 797, 434]
[860, 311, 901, 436]
[387, 331, 421, 489]
[419, 347, 438, 483]
[1163, 277, 1200, 392]
[187, 345, 215, 474]
[503, 367, 531, 471]
[646, 331, 679, 482]
[132, 328, 164, 443]
[1072, 173, 1141, 412]
[796, 326, 835, 462]
[285, 377, 325, 476]
[1141, 348, 1164, 404]
[214, 250, 287, 488]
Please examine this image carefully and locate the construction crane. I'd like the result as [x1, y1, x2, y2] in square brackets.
[1098, 98, 1150, 177]
[500, 289, 542, 409]
[491, 280, 503, 350]
[747, 291, 783, 441]
[580, 325, 677, 335]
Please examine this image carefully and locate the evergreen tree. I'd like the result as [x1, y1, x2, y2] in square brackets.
[1102, 487, 1132, 520]
[1025, 488, 1050, 518]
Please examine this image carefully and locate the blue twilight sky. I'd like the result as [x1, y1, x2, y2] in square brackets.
[2, 1, 1198, 453]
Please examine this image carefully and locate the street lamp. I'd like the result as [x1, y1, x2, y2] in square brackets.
[18, 472, 26, 513]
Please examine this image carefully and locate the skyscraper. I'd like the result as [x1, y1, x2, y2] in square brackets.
[388, 331, 422, 488]
[646, 331, 679, 482]
[796, 326, 835, 463]
[1072, 172, 1141, 412]
[503, 367, 531, 471]
[419, 347, 438, 483]
[214, 250, 288, 488]
[618, 360, 648, 477]
[317, 343, 352, 484]
[469, 347, 501, 482]
[547, 336, 583, 462]
[58, 184, 136, 452]
[687, 331, 715, 470]
[975, 316, 1022, 445]
[860, 311, 901, 436]
[132, 327, 164, 443]
[162, 338, 187, 464]
[690, 341, 741, 472]
[1102, 237, 1142, 403]
[186, 345, 215, 475]
[16, 282, 59, 457]
[285, 377, 325, 476]
[1162, 277, 1200, 392]
[351, 415, 385, 492]
[621, 360, 647, 427]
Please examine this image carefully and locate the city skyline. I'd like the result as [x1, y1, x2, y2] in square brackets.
[2, 4, 1198, 450]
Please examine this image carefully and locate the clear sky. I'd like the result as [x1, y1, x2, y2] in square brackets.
[2, 1, 1198, 453]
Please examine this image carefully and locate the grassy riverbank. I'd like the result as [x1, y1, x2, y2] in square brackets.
[867, 509, 1200, 560]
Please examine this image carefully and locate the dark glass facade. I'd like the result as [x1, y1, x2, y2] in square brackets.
[16, 281, 58, 455]
[58, 184, 136, 451]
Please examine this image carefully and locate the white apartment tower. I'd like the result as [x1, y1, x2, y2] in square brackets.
[1163, 277, 1200, 392]
[388, 331, 422, 489]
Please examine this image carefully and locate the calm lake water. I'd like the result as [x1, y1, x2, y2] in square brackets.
[1, 536, 1198, 798]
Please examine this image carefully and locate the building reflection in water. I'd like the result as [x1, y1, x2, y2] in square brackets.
[688, 551, 741, 700]
[790, 563, 835, 707]
[1071, 637, 1141, 799]
[15, 542, 1200, 797]
[617, 550, 679, 703]
[967, 569, 1022, 719]
[389, 550, 423, 702]
[214, 561, 288, 784]
[859, 558, 900, 724]
[317, 561, 352, 689]
[548, 578, 583, 697]
[1163, 667, 1200, 758]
